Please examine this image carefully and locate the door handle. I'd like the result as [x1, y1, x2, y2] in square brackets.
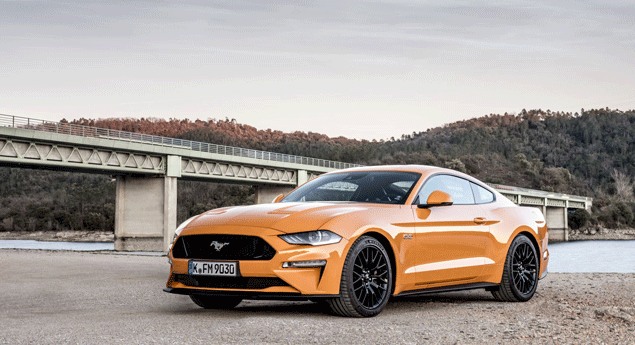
[474, 217, 487, 225]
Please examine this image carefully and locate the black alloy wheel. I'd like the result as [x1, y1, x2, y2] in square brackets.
[328, 236, 393, 317]
[190, 295, 243, 309]
[512, 242, 538, 295]
[492, 234, 539, 302]
[352, 244, 390, 309]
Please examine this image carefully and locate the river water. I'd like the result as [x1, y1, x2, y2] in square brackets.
[0, 239, 114, 251]
[548, 240, 635, 273]
[0, 239, 633, 273]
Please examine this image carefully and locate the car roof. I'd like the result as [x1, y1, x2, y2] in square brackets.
[327, 164, 492, 189]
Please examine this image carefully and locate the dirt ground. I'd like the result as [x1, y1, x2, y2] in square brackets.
[1, 249, 634, 344]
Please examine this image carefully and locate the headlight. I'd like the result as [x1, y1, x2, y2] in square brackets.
[279, 230, 342, 246]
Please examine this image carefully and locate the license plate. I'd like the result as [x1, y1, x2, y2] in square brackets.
[188, 261, 238, 277]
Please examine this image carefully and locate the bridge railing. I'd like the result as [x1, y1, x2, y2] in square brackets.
[0, 114, 360, 170]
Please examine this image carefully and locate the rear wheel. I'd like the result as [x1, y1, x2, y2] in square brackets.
[190, 295, 243, 309]
[327, 236, 393, 317]
[492, 234, 539, 302]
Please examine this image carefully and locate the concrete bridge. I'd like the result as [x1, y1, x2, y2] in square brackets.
[0, 114, 591, 250]
[490, 184, 591, 242]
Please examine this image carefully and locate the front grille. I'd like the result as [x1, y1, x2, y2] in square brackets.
[172, 234, 276, 260]
[172, 274, 289, 289]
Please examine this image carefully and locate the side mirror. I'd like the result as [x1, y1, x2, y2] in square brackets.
[417, 190, 453, 209]
[272, 193, 285, 203]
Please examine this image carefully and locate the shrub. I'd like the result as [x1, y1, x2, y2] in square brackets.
[597, 201, 635, 228]
[445, 159, 466, 173]
[84, 212, 105, 231]
[569, 209, 590, 229]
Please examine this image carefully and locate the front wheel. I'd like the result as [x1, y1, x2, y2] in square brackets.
[327, 236, 393, 317]
[190, 295, 243, 309]
[492, 234, 539, 302]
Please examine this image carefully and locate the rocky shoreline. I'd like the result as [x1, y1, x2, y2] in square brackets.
[0, 230, 114, 242]
[568, 228, 635, 241]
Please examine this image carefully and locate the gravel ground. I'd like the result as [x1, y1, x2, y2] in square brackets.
[1, 249, 634, 344]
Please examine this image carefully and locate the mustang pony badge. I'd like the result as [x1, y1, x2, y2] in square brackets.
[210, 241, 229, 251]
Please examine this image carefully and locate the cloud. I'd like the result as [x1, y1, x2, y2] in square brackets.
[1, 0, 634, 139]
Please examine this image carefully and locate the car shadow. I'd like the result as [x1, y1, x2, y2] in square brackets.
[157, 290, 499, 317]
[391, 289, 496, 304]
[157, 299, 334, 318]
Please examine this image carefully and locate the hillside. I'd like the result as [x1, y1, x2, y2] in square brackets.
[2, 108, 635, 232]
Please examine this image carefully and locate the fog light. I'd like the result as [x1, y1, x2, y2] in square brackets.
[282, 260, 327, 268]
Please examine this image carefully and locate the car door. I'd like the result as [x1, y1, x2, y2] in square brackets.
[413, 174, 491, 285]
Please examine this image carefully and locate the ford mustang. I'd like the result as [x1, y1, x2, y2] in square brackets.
[164, 165, 548, 317]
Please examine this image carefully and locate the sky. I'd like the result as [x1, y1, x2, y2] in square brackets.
[1, 0, 634, 140]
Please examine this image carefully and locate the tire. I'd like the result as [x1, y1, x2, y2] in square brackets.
[189, 295, 243, 309]
[492, 234, 539, 302]
[327, 236, 393, 317]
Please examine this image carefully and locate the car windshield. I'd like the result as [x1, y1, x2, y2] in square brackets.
[281, 171, 421, 205]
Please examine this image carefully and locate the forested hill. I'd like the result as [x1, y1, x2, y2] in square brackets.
[2, 108, 635, 232]
[69, 108, 635, 194]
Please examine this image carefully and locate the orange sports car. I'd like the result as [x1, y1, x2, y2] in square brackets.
[164, 165, 548, 317]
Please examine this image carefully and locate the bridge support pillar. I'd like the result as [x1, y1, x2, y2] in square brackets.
[297, 169, 308, 185]
[255, 169, 308, 204]
[256, 185, 294, 204]
[114, 176, 177, 251]
[545, 207, 568, 242]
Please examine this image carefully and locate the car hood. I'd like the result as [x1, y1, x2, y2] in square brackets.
[183, 202, 374, 233]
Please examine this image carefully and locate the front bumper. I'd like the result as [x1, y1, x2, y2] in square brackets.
[165, 226, 349, 297]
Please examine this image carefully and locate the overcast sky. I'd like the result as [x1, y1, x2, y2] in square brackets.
[1, 0, 634, 140]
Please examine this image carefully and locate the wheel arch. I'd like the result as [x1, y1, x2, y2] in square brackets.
[490, 230, 541, 302]
[486, 225, 542, 284]
[361, 231, 398, 296]
[516, 230, 541, 273]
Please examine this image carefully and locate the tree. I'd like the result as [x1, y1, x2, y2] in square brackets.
[610, 169, 634, 201]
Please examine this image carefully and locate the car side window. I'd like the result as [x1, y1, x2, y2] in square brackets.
[417, 175, 475, 205]
[470, 183, 494, 204]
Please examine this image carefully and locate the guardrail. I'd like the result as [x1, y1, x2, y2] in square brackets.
[0, 114, 360, 170]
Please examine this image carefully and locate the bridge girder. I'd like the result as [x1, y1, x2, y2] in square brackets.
[0, 137, 165, 175]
